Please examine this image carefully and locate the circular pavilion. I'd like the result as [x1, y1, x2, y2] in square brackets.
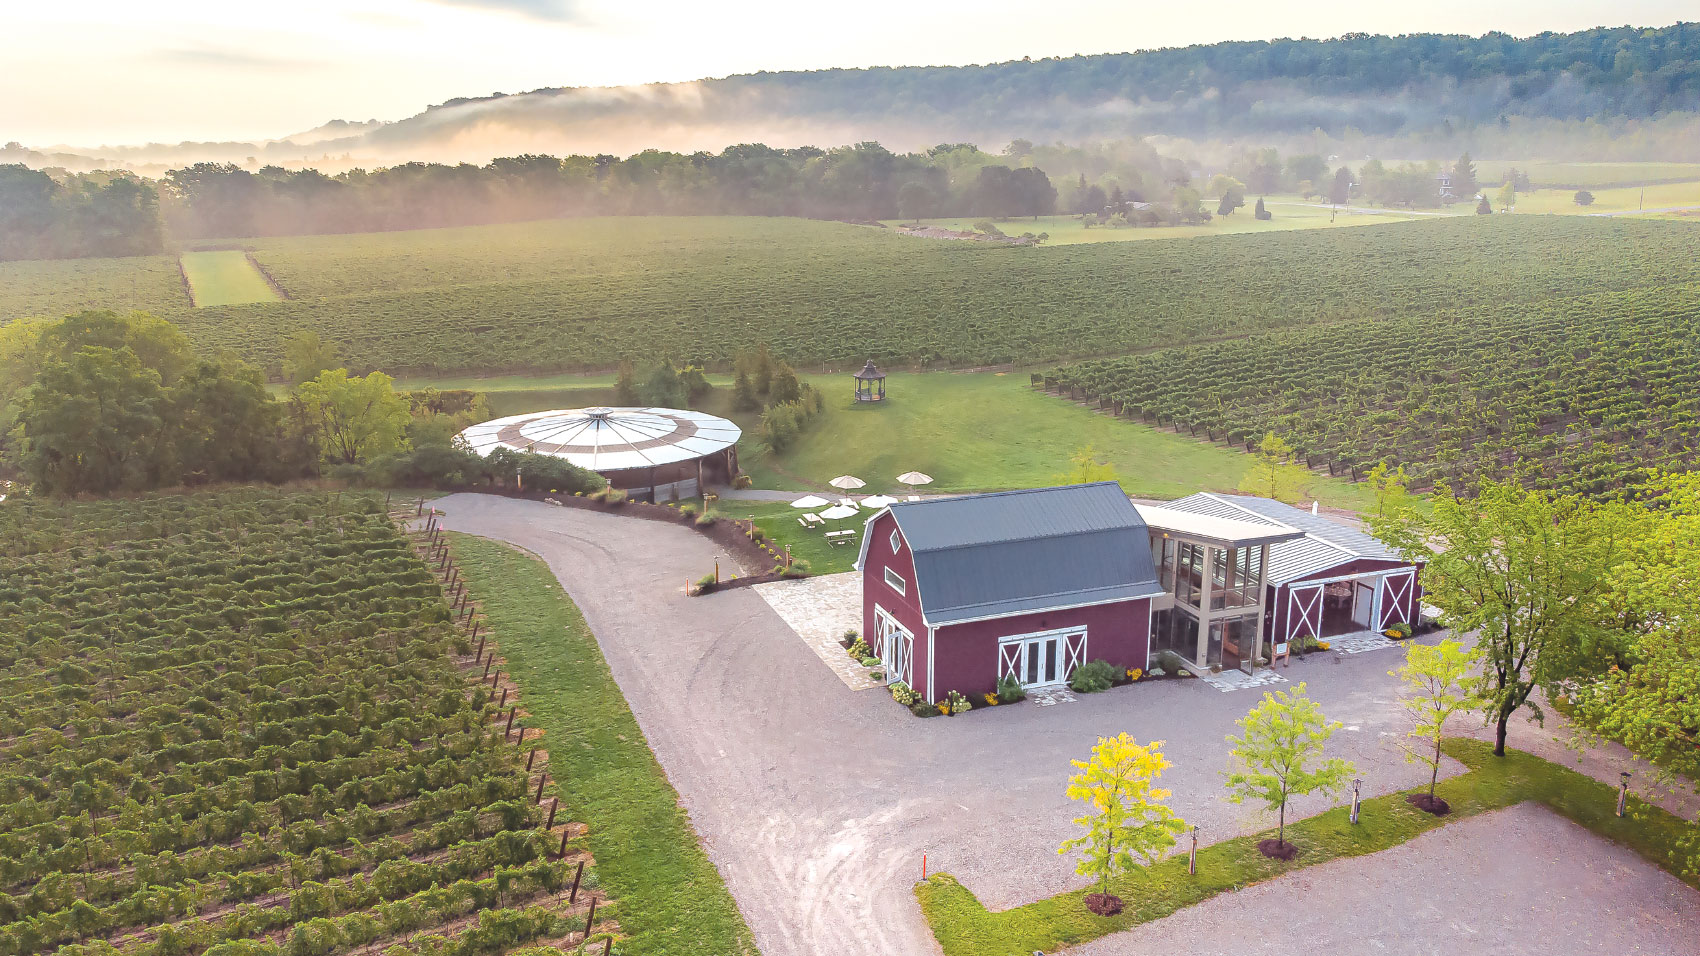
[853, 359, 886, 402]
[459, 406, 740, 502]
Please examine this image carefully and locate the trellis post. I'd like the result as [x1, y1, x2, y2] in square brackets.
[569, 859, 585, 901]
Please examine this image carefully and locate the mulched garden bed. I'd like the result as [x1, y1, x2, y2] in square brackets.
[1257, 838, 1300, 860]
[1084, 893, 1124, 916]
[1406, 792, 1452, 816]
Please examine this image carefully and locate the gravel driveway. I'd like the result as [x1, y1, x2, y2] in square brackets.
[432, 494, 1686, 956]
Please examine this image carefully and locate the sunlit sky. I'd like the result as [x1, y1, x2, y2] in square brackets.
[3, 0, 1691, 146]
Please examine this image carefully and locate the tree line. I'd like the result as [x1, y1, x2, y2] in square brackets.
[0, 311, 601, 496]
[0, 166, 164, 260]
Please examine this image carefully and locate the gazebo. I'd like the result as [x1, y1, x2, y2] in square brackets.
[853, 359, 887, 403]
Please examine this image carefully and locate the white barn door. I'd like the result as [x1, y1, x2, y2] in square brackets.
[1286, 584, 1324, 642]
[1376, 571, 1415, 631]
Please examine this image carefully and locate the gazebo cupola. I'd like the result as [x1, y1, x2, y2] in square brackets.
[853, 359, 886, 403]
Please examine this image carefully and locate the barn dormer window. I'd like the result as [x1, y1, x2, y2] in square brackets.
[890, 529, 901, 553]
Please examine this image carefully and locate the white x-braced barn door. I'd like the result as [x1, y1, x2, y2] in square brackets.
[1063, 632, 1087, 679]
[1376, 571, 1415, 631]
[875, 608, 913, 687]
[999, 642, 1022, 683]
[1286, 584, 1324, 643]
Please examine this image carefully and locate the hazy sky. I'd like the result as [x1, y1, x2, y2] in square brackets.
[3, 0, 1691, 146]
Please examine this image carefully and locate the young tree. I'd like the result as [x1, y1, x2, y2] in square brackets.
[1372, 481, 1632, 756]
[1253, 197, 1272, 220]
[1392, 639, 1482, 811]
[732, 369, 761, 411]
[295, 368, 410, 465]
[637, 362, 686, 407]
[282, 330, 338, 386]
[614, 360, 638, 405]
[768, 361, 803, 405]
[17, 346, 170, 495]
[1364, 460, 1412, 519]
[1476, 195, 1493, 215]
[1450, 152, 1478, 200]
[1058, 734, 1186, 912]
[1573, 190, 1595, 206]
[752, 344, 776, 397]
[1496, 182, 1517, 212]
[1238, 432, 1311, 504]
[1329, 166, 1353, 205]
[1224, 683, 1355, 855]
[1057, 444, 1117, 485]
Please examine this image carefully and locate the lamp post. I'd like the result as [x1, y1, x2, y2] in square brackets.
[1350, 778, 1362, 824]
[1617, 771, 1631, 818]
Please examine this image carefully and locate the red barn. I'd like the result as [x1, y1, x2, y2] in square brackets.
[852, 482, 1165, 704]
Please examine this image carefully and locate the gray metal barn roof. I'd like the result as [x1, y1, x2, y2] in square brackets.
[1164, 493, 1406, 585]
[880, 482, 1165, 626]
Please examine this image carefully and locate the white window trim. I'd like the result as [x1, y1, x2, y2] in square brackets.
[889, 528, 901, 553]
[884, 566, 906, 596]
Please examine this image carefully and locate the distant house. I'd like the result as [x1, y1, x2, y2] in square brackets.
[853, 484, 1423, 704]
[1105, 200, 1153, 214]
[853, 483, 1165, 702]
[1435, 171, 1455, 200]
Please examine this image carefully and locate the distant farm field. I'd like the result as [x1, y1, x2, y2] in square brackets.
[179, 249, 284, 306]
[7, 215, 1698, 378]
[1474, 160, 1700, 188]
[0, 253, 185, 319]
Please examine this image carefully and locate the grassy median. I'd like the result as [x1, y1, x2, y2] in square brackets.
[450, 533, 757, 956]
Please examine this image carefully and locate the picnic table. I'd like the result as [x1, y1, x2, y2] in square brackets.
[825, 529, 857, 546]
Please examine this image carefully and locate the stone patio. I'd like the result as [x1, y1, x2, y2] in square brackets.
[751, 572, 882, 690]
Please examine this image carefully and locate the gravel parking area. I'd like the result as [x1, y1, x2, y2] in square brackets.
[1071, 803, 1700, 956]
[433, 495, 1681, 956]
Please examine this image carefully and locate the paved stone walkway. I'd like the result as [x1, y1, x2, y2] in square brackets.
[1327, 629, 1404, 654]
[751, 572, 880, 690]
[1197, 668, 1289, 693]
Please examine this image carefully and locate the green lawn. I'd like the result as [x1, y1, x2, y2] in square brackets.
[179, 250, 282, 307]
[719, 499, 865, 575]
[919, 737, 1698, 956]
[402, 369, 1378, 512]
[450, 534, 757, 956]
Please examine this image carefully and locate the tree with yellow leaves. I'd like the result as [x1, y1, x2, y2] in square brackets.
[1058, 733, 1186, 914]
[1238, 432, 1312, 504]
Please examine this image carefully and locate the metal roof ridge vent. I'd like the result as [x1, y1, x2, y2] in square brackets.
[1199, 491, 1304, 535]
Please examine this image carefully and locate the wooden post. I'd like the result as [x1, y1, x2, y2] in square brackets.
[603, 936, 613, 956]
[482, 659, 493, 680]
[504, 707, 517, 738]
[583, 897, 598, 938]
[546, 797, 558, 829]
[535, 773, 547, 803]
[527, 746, 538, 772]
[471, 622, 481, 643]
[559, 829, 571, 858]
[498, 686, 508, 709]
[569, 859, 585, 902]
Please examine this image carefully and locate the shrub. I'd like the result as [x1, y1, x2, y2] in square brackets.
[1384, 621, 1414, 639]
[678, 503, 698, 518]
[1573, 190, 1595, 206]
[995, 673, 1026, 703]
[695, 512, 717, 527]
[486, 447, 605, 495]
[1125, 667, 1144, 682]
[890, 681, 916, 706]
[870, 670, 883, 681]
[786, 557, 811, 574]
[1156, 650, 1188, 674]
[694, 573, 716, 593]
[943, 689, 971, 715]
[859, 655, 880, 667]
[1069, 659, 1120, 694]
[733, 474, 752, 489]
[589, 485, 628, 507]
[847, 637, 872, 659]
[910, 699, 940, 717]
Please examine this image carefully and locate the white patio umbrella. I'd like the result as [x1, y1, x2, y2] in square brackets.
[819, 504, 860, 521]
[828, 475, 866, 492]
[861, 494, 899, 509]
[895, 471, 934, 491]
[790, 494, 830, 508]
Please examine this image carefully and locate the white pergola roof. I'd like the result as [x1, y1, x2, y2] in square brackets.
[458, 407, 740, 473]
[1134, 503, 1306, 549]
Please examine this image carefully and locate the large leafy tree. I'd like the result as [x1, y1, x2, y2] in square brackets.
[1392, 639, 1482, 808]
[1058, 734, 1186, 909]
[1224, 683, 1354, 853]
[17, 346, 170, 495]
[295, 369, 410, 465]
[1374, 481, 1635, 755]
[170, 358, 290, 484]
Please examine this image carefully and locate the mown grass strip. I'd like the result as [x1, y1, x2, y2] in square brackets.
[449, 533, 757, 956]
[918, 737, 1698, 956]
[179, 250, 282, 307]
